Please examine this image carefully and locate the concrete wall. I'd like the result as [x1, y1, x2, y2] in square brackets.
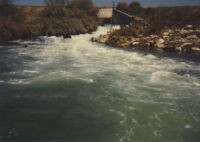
[113, 9, 133, 25]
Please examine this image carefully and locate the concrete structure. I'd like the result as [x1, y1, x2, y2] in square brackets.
[112, 9, 133, 25]
[98, 8, 147, 26]
[98, 8, 113, 18]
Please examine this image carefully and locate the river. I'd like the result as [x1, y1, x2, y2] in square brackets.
[0, 26, 200, 142]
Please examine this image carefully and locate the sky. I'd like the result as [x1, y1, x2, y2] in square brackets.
[13, 0, 200, 7]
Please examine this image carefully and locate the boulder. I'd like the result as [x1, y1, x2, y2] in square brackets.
[163, 46, 176, 52]
[163, 32, 169, 36]
[131, 37, 136, 42]
[121, 42, 131, 47]
[182, 42, 193, 47]
[91, 37, 97, 42]
[64, 34, 71, 38]
[176, 47, 182, 52]
[155, 38, 165, 48]
[192, 47, 200, 54]
[184, 25, 194, 30]
[181, 43, 193, 54]
[180, 29, 188, 35]
[132, 42, 140, 45]
[186, 35, 198, 40]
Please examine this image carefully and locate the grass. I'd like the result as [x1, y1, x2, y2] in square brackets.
[117, 4, 200, 29]
[0, 4, 100, 42]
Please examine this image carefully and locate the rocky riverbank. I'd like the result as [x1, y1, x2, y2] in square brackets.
[92, 25, 200, 55]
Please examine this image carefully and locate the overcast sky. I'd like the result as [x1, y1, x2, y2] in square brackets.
[13, 0, 200, 7]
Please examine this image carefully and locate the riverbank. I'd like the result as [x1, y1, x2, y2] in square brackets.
[92, 4, 200, 56]
[0, 4, 103, 43]
[92, 24, 200, 55]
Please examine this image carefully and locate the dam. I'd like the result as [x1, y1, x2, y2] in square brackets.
[98, 8, 146, 25]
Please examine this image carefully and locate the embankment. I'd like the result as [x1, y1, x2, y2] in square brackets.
[92, 6, 200, 56]
[0, 5, 101, 43]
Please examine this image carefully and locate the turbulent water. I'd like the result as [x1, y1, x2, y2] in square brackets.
[0, 26, 200, 142]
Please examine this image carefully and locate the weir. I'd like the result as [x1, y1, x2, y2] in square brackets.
[112, 8, 133, 25]
[98, 8, 147, 26]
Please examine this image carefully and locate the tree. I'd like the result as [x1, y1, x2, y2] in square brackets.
[0, 0, 13, 17]
[129, 1, 142, 9]
[116, 2, 129, 12]
[0, 0, 25, 22]
[44, 0, 70, 7]
[69, 0, 93, 10]
[128, 1, 143, 15]
[0, 0, 12, 5]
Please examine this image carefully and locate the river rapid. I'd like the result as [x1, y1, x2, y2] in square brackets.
[0, 26, 200, 142]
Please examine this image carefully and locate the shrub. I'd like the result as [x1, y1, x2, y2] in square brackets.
[40, 7, 74, 17]
[12, 7, 26, 22]
[128, 1, 144, 15]
[0, 0, 26, 22]
[0, 19, 31, 41]
[39, 6, 98, 36]
[0, 0, 14, 17]
[68, 0, 93, 10]
[87, 7, 98, 17]
[129, 1, 142, 9]
[116, 2, 129, 12]
[44, 0, 70, 7]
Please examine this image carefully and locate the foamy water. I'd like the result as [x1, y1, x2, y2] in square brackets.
[0, 26, 200, 142]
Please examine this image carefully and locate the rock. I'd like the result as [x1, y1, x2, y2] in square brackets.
[150, 35, 157, 38]
[163, 32, 169, 36]
[163, 46, 176, 52]
[182, 42, 193, 47]
[186, 35, 198, 40]
[131, 37, 136, 42]
[181, 43, 194, 53]
[198, 39, 200, 44]
[180, 29, 188, 35]
[155, 38, 165, 48]
[91, 37, 97, 42]
[176, 47, 182, 52]
[92, 25, 200, 56]
[192, 47, 200, 54]
[132, 42, 140, 45]
[63, 34, 71, 38]
[184, 25, 193, 30]
[121, 42, 130, 47]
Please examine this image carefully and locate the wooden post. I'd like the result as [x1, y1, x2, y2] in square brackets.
[111, 0, 115, 30]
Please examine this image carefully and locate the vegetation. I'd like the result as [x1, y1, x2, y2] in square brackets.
[117, 1, 142, 15]
[68, 0, 93, 10]
[0, 0, 99, 42]
[105, 1, 200, 49]
[44, 0, 70, 7]
[116, 2, 128, 12]
[0, 0, 29, 41]
[39, 0, 98, 36]
[39, 7, 99, 36]
[0, 0, 26, 22]
[115, 1, 200, 35]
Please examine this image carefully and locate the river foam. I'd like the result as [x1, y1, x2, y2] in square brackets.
[0, 25, 200, 142]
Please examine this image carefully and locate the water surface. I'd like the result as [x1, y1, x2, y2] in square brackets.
[0, 26, 200, 142]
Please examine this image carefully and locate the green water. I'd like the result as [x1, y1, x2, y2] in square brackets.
[0, 26, 200, 142]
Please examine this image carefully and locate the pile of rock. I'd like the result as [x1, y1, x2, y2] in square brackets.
[92, 25, 200, 55]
